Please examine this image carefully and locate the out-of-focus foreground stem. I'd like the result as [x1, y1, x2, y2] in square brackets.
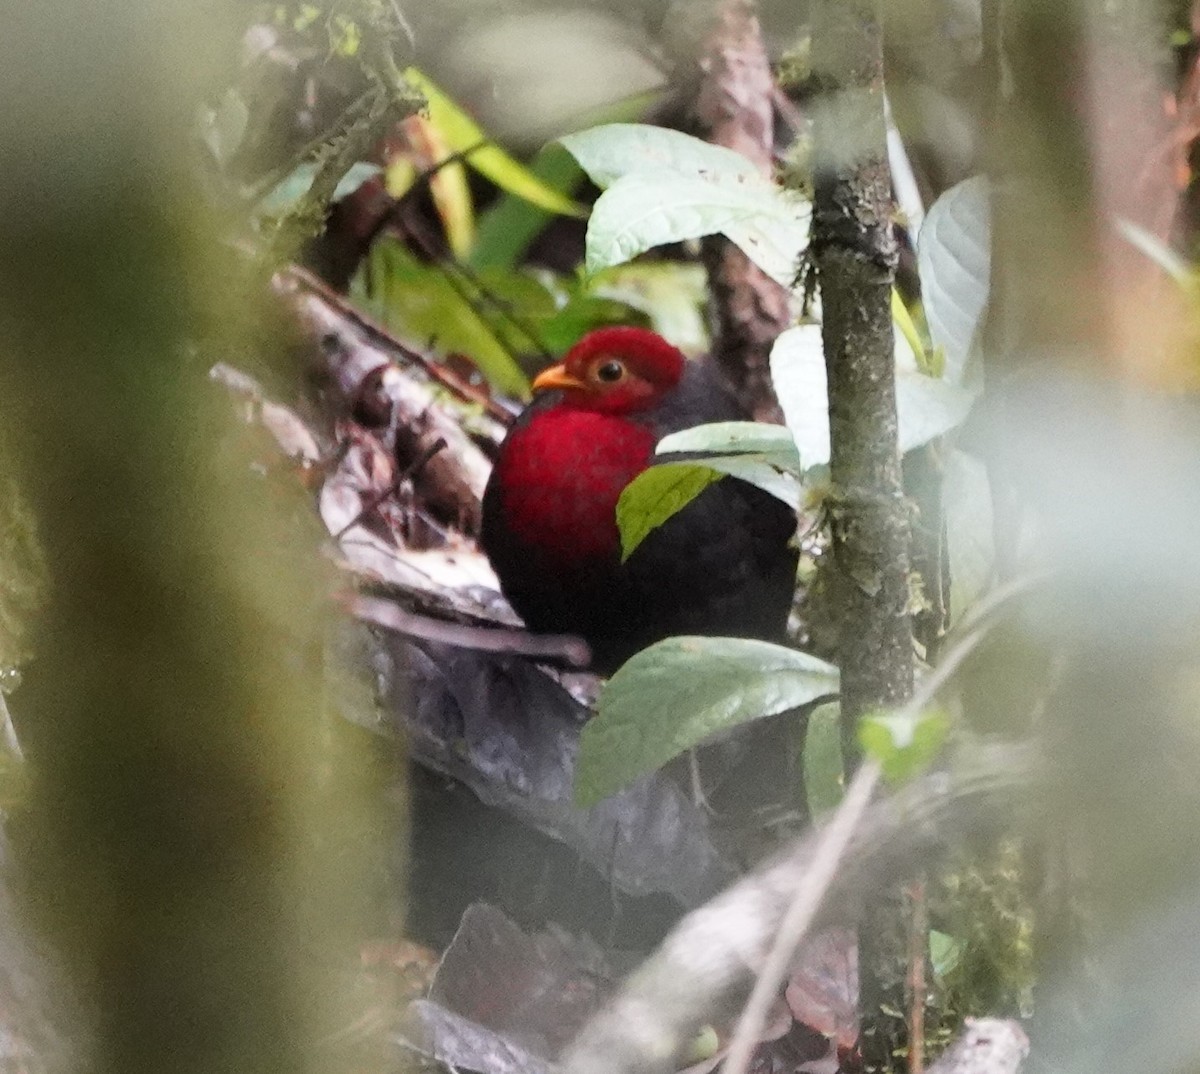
[0, 4, 396, 1073]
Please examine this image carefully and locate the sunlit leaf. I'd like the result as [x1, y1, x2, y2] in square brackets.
[575, 637, 839, 805]
[858, 707, 950, 785]
[406, 116, 475, 258]
[657, 421, 800, 463]
[582, 171, 809, 285]
[405, 67, 586, 218]
[560, 122, 760, 189]
[893, 288, 937, 375]
[617, 424, 801, 560]
[917, 176, 990, 386]
[560, 123, 809, 284]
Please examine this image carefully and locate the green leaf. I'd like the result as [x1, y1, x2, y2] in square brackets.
[583, 171, 810, 285]
[615, 463, 723, 562]
[657, 421, 800, 464]
[892, 288, 936, 375]
[858, 707, 950, 786]
[353, 239, 530, 398]
[405, 67, 586, 218]
[688, 455, 800, 506]
[558, 124, 810, 283]
[803, 701, 845, 816]
[560, 123, 760, 189]
[575, 637, 839, 805]
[770, 324, 978, 471]
[470, 144, 584, 270]
[917, 176, 990, 386]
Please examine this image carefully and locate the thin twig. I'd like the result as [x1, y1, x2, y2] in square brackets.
[723, 622, 994, 1074]
[724, 758, 882, 1074]
[330, 437, 447, 541]
[281, 263, 516, 423]
[348, 594, 592, 667]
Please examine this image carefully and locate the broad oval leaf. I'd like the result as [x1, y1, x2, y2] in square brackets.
[770, 325, 978, 471]
[584, 171, 809, 285]
[769, 324, 830, 470]
[559, 123, 760, 189]
[657, 421, 800, 463]
[575, 637, 840, 806]
[917, 176, 990, 385]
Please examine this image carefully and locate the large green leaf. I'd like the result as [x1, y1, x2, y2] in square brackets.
[559, 123, 809, 284]
[560, 122, 760, 188]
[582, 171, 809, 285]
[770, 324, 977, 472]
[657, 421, 800, 464]
[917, 177, 990, 385]
[575, 637, 840, 805]
[405, 67, 586, 219]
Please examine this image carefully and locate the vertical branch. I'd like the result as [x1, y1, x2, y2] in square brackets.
[810, 5, 913, 1070]
[687, 0, 792, 421]
[810, 1, 914, 754]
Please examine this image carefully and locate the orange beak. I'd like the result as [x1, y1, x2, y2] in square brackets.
[532, 362, 588, 394]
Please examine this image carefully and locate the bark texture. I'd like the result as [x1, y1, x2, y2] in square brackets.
[809, 7, 913, 1069]
[688, 0, 792, 422]
[810, 2, 914, 745]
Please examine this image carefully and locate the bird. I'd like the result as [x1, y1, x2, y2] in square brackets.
[481, 326, 799, 674]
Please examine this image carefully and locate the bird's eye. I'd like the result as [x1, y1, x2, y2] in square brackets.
[594, 360, 625, 384]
